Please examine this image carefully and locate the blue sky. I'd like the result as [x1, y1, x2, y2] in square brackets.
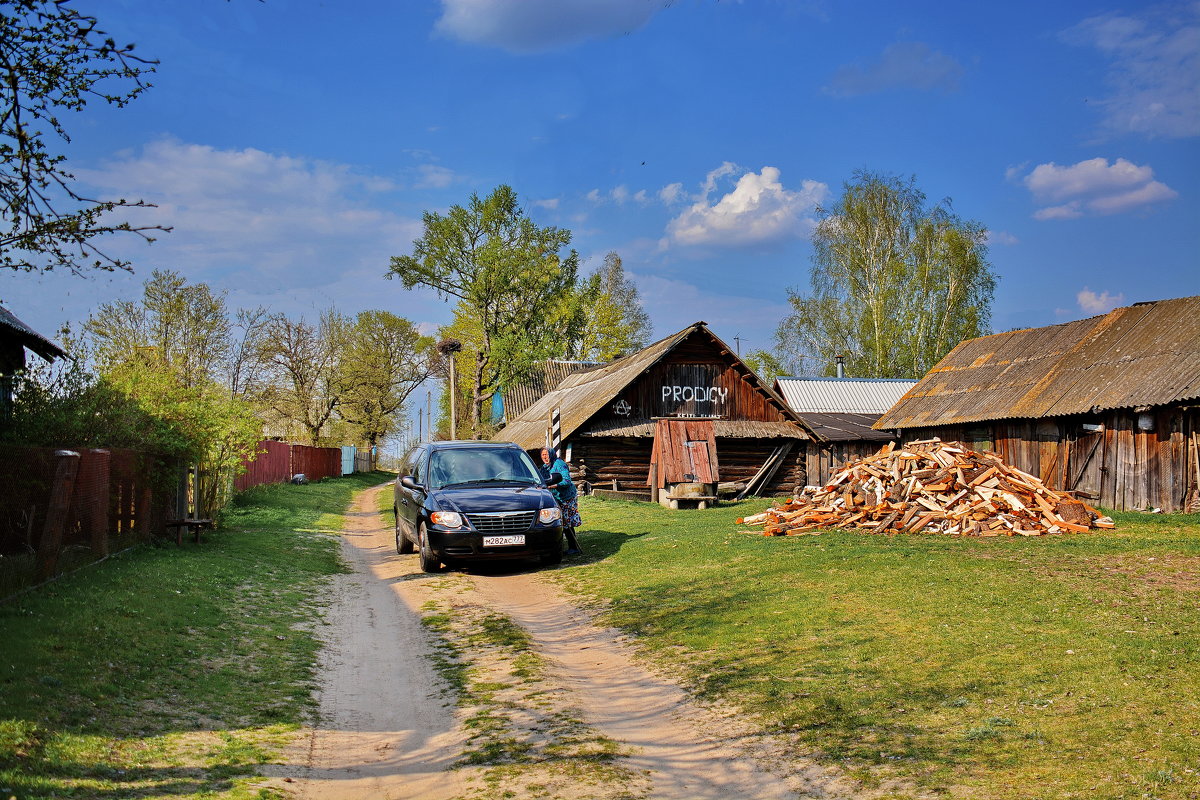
[1, 0, 1197, 367]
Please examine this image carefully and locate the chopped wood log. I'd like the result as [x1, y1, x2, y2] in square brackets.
[736, 440, 1112, 539]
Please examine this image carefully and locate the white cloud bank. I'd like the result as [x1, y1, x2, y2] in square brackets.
[1077, 287, 1125, 314]
[1018, 157, 1177, 220]
[435, 0, 667, 53]
[1063, 4, 1200, 139]
[824, 41, 964, 97]
[664, 164, 828, 248]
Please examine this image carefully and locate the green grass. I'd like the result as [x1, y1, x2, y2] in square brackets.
[564, 496, 1200, 799]
[0, 471, 391, 800]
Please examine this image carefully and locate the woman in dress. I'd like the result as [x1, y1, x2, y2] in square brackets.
[540, 447, 582, 555]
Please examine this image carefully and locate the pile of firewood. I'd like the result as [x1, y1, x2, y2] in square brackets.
[738, 439, 1115, 537]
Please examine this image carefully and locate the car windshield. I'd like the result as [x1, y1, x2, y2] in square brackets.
[428, 448, 542, 489]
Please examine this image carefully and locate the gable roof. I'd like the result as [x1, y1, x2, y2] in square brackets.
[774, 377, 917, 414]
[496, 322, 817, 449]
[876, 295, 1200, 430]
[0, 306, 66, 362]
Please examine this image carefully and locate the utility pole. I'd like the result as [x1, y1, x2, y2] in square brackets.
[437, 339, 463, 440]
[426, 391, 433, 440]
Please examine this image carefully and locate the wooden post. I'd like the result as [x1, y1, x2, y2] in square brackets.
[448, 355, 457, 440]
[88, 449, 110, 558]
[649, 463, 659, 504]
[36, 450, 80, 583]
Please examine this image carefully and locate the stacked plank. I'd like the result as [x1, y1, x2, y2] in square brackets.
[737, 439, 1115, 537]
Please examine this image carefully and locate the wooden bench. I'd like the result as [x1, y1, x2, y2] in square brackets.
[167, 518, 213, 545]
[664, 494, 717, 510]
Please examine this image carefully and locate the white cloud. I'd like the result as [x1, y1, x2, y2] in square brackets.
[434, 0, 666, 53]
[824, 41, 964, 97]
[1062, 5, 1200, 138]
[414, 164, 457, 189]
[533, 197, 560, 210]
[632, 189, 649, 205]
[1077, 287, 1125, 314]
[659, 182, 684, 204]
[39, 138, 439, 329]
[585, 188, 603, 204]
[1020, 157, 1177, 219]
[611, 185, 630, 204]
[987, 230, 1020, 246]
[664, 164, 828, 248]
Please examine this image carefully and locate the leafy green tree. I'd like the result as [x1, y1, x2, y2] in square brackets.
[259, 309, 352, 446]
[743, 349, 786, 384]
[775, 170, 996, 378]
[388, 185, 581, 435]
[80, 270, 261, 516]
[1, 0, 166, 274]
[338, 311, 436, 455]
[575, 252, 652, 361]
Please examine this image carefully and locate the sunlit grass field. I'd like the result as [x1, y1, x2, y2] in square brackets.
[0, 472, 388, 800]
[564, 496, 1200, 799]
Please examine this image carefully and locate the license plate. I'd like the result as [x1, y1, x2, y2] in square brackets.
[482, 535, 525, 547]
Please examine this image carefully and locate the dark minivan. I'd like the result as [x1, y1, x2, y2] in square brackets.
[394, 441, 564, 572]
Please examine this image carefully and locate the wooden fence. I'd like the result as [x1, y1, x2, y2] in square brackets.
[234, 440, 363, 493]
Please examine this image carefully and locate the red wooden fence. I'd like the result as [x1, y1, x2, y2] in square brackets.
[234, 440, 345, 492]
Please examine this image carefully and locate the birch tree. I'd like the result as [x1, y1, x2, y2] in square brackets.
[775, 170, 996, 378]
[575, 251, 652, 361]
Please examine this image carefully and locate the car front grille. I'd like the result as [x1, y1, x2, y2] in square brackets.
[464, 511, 536, 534]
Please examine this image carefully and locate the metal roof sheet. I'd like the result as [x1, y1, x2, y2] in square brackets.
[876, 295, 1200, 429]
[583, 419, 809, 439]
[0, 305, 65, 362]
[800, 413, 896, 442]
[774, 377, 917, 414]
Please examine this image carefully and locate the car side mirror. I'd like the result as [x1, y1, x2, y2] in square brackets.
[545, 473, 562, 486]
[400, 475, 424, 492]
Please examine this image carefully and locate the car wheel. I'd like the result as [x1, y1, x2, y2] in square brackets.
[540, 531, 564, 566]
[395, 507, 414, 554]
[417, 522, 440, 573]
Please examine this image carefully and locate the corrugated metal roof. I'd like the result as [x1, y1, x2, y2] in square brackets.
[876, 295, 1200, 429]
[774, 377, 917, 413]
[800, 413, 896, 442]
[502, 360, 603, 421]
[495, 322, 816, 450]
[0, 306, 65, 362]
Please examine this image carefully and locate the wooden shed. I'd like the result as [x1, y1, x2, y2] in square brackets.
[496, 322, 819, 500]
[875, 296, 1200, 512]
[0, 306, 66, 421]
[774, 377, 916, 487]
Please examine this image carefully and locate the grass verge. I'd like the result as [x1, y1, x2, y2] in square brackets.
[561, 496, 1200, 800]
[0, 471, 390, 800]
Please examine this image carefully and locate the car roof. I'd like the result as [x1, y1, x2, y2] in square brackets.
[427, 440, 523, 451]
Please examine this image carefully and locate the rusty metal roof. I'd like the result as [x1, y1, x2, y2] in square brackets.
[502, 359, 604, 421]
[801, 413, 896, 442]
[0, 306, 65, 362]
[876, 295, 1200, 429]
[495, 322, 816, 449]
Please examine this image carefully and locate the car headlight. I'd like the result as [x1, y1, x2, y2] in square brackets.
[539, 507, 561, 524]
[430, 511, 463, 528]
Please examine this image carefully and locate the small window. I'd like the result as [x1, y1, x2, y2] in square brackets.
[964, 425, 992, 452]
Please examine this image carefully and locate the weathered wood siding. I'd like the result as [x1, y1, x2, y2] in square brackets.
[804, 441, 891, 488]
[898, 404, 1199, 512]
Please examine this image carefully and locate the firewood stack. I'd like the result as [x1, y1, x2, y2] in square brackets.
[738, 439, 1115, 537]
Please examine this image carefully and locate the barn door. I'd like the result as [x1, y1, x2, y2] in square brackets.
[650, 419, 719, 487]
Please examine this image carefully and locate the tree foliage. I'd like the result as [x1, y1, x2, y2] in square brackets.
[775, 170, 997, 378]
[258, 309, 352, 447]
[388, 185, 580, 435]
[575, 251, 652, 361]
[1, 0, 166, 274]
[338, 311, 436, 451]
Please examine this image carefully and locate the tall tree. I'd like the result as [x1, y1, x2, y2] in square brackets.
[1, 0, 165, 274]
[775, 170, 996, 378]
[575, 251, 653, 361]
[259, 309, 352, 446]
[338, 310, 436, 454]
[81, 270, 260, 516]
[388, 185, 580, 435]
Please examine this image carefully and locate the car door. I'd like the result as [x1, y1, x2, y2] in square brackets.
[396, 446, 427, 538]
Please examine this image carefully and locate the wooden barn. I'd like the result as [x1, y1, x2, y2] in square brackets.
[496, 322, 818, 500]
[774, 376, 916, 487]
[875, 295, 1200, 512]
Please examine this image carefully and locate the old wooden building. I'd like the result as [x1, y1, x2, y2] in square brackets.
[875, 295, 1200, 512]
[774, 377, 916, 486]
[0, 306, 65, 422]
[497, 322, 817, 498]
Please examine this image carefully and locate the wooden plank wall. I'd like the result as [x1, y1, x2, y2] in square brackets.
[573, 436, 803, 497]
[804, 441, 889, 488]
[900, 405, 1198, 512]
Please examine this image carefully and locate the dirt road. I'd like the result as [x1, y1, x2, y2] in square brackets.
[262, 485, 865, 800]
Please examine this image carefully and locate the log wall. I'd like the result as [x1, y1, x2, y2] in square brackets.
[899, 404, 1199, 512]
